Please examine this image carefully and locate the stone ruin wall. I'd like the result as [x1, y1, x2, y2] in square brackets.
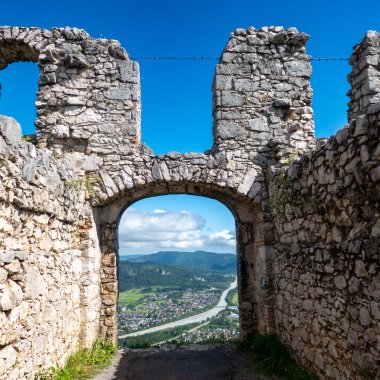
[212, 26, 316, 159]
[0, 116, 102, 379]
[92, 26, 315, 342]
[270, 31, 380, 379]
[0, 25, 378, 380]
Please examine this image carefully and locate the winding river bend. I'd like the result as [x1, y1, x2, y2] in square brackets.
[118, 277, 238, 339]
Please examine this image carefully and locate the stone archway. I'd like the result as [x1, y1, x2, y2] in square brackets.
[93, 181, 276, 344]
[0, 28, 310, 348]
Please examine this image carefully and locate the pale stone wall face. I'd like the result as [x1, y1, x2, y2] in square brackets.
[0, 116, 102, 379]
[0, 25, 379, 380]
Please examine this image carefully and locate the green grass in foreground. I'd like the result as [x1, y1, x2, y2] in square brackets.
[35, 340, 116, 380]
[240, 334, 318, 380]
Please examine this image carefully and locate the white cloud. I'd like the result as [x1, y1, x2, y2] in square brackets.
[207, 230, 236, 246]
[118, 208, 236, 254]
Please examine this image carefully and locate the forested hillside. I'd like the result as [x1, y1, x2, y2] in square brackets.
[121, 251, 237, 274]
[118, 261, 230, 292]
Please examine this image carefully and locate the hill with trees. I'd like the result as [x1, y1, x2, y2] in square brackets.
[118, 260, 231, 292]
[120, 251, 236, 274]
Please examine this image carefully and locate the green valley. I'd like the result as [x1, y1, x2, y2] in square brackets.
[117, 251, 239, 348]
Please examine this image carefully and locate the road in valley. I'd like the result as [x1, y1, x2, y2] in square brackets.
[118, 277, 238, 339]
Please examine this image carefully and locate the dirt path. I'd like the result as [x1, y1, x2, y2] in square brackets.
[93, 344, 270, 380]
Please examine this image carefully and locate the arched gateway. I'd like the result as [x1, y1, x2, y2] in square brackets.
[0, 26, 379, 380]
[95, 179, 274, 342]
[85, 25, 315, 342]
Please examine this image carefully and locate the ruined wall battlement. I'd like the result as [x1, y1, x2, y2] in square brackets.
[270, 30, 380, 379]
[213, 26, 315, 159]
[0, 26, 141, 158]
[0, 26, 379, 380]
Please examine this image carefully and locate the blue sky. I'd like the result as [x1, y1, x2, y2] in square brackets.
[118, 196, 236, 255]
[1, 0, 379, 254]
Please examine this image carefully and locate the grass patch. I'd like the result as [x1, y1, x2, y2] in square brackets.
[35, 339, 116, 380]
[118, 286, 180, 306]
[240, 334, 318, 380]
[118, 289, 150, 305]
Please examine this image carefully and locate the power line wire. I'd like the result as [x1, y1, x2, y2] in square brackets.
[131, 56, 349, 62]
[312, 57, 349, 62]
[131, 56, 219, 61]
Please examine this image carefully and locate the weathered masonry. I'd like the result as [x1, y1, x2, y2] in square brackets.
[0, 25, 379, 379]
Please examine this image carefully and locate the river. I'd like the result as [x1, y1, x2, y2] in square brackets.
[118, 277, 238, 339]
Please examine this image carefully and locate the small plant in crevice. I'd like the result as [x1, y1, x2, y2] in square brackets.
[239, 333, 318, 380]
[34, 339, 117, 380]
[66, 179, 81, 191]
[34, 369, 53, 380]
[66, 175, 99, 198]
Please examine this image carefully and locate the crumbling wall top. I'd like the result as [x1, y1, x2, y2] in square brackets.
[0, 26, 141, 158]
[212, 26, 315, 164]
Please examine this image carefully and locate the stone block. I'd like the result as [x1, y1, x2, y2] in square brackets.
[0, 116, 22, 146]
[353, 115, 368, 136]
[0, 251, 15, 263]
[118, 61, 139, 83]
[221, 93, 245, 107]
[105, 84, 138, 101]
[359, 306, 371, 326]
[25, 267, 46, 299]
[334, 275, 346, 290]
[0, 346, 16, 373]
[4, 260, 21, 274]
[216, 121, 245, 140]
[0, 287, 16, 311]
[284, 61, 311, 77]
[248, 117, 269, 132]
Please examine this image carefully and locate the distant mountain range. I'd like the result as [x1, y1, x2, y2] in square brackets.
[120, 250, 237, 274]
